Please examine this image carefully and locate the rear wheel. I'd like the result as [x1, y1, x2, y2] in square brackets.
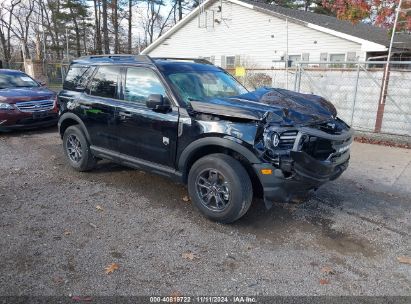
[188, 153, 253, 223]
[63, 125, 96, 171]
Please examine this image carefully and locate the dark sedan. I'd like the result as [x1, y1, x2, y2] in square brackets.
[0, 69, 58, 131]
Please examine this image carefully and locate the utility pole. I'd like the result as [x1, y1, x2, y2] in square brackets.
[375, 0, 403, 132]
[285, 18, 289, 90]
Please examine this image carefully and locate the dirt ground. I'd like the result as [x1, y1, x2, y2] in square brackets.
[0, 127, 410, 296]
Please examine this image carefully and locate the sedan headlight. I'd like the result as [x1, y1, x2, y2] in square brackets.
[0, 103, 14, 110]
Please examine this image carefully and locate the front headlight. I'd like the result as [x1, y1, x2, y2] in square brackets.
[263, 126, 299, 150]
[0, 103, 14, 110]
[264, 130, 280, 149]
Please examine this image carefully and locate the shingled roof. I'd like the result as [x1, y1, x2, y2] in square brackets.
[242, 0, 411, 50]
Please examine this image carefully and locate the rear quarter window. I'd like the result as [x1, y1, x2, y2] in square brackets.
[63, 65, 94, 91]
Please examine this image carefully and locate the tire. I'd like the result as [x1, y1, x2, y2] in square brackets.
[63, 125, 96, 172]
[188, 153, 253, 223]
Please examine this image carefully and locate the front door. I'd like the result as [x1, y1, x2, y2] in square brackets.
[115, 66, 179, 167]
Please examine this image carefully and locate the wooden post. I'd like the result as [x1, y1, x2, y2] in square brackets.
[375, 66, 390, 132]
[374, 0, 403, 133]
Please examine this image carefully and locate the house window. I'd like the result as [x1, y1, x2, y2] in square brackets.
[226, 56, 235, 69]
[288, 54, 301, 67]
[329, 54, 345, 62]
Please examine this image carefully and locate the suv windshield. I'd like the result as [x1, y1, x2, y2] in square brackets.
[0, 72, 39, 89]
[166, 70, 247, 104]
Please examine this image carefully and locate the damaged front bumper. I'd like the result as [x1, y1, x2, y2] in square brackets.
[254, 126, 353, 208]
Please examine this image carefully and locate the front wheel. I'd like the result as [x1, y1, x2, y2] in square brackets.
[188, 153, 253, 223]
[63, 125, 96, 172]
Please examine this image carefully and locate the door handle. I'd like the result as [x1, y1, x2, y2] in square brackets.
[119, 111, 133, 119]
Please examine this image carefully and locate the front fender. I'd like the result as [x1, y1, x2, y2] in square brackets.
[177, 136, 261, 174]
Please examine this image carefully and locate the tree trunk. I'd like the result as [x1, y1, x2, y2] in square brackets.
[113, 0, 119, 53]
[93, 0, 102, 54]
[178, 0, 182, 21]
[128, 0, 132, 53]
[82, 16, 87, 54]
[70, 7, 81, 57]
[102, 0, 109, 54]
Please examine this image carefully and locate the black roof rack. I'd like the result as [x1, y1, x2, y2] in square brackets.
[153, 57, 214, 65]
[76, 54, 154, 63]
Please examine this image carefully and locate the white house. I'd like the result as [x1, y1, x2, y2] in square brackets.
[142, 0, 411, 68]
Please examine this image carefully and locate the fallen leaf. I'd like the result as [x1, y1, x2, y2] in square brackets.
[397, 256, 411, 265]
[320, 266, 335, 275]
[95, 205, 104, 211]
[319, 278, 330, 285]
[182, 251, 197, 260]
[182, 195, 190, 202]
[104, 263, 120, 274]
[52, 276, 64, 285]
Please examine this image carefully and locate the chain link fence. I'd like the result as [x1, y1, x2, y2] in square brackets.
[5, 60, 411, 137]
[5, 61, 69, 91]
[231, 61, 411, 137]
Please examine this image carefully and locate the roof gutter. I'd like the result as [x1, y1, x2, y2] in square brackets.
[307, 24, 388, 52]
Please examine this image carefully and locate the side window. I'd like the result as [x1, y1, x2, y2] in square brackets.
[88, 66, 121, 99]
[124, 67, 166, 104]
[63, 65, 93, 90]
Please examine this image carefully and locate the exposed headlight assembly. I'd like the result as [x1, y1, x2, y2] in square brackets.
[263, 130, 280, 149]
[263, 127, 299, 150]
[0, 103, 14, 110]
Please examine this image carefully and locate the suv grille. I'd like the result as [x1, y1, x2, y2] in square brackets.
[15, 100, 54, 112]
[278, 130, 298, 149]
[301, 135, 351, 161]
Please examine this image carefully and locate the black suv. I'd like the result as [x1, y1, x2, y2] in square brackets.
[58, 55, 352, 223]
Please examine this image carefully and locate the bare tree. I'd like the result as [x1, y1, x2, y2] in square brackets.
[102, 0, 109, 53]
[93, 0, 102, 54]
[140, 0, 175, 45]
[0, 0, 22, 65]
[112, 0, 119, 53]
[128, 0, 132, 53]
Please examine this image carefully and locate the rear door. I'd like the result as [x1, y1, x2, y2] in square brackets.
[79, 65, 121, 150]
[115, 66, 179, 167]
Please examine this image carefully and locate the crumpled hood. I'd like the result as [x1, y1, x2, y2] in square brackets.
[0, 87, 55, 104]
[189, 87, 337, 126]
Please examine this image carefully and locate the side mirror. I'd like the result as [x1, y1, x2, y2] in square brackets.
[146, 94, 171, 112]
[39, 81, 47, 87]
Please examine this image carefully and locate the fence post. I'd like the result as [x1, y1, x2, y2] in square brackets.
[375, 62, 390, 133]
[293, 64, 299, 91]
[350, 62, 361, 126]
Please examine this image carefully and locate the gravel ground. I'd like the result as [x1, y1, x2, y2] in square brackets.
[0, 127, 410, 296]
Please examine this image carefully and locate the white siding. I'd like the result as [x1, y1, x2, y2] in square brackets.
[146, 0, 366, 67]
